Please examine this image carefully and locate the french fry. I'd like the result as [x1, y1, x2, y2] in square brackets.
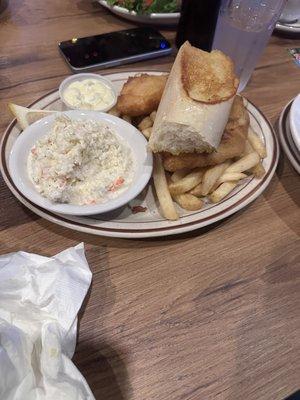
[242, 140, 265, 177]
[153, 154, 179, 220]
[171, 168, 190, 183]
[225, 152, 260, 174]
[169, 169, 204, 195]
[138, 116, 153, 131]
[189, 182, 203, 197]
[248, 127, 267, 158]
[108, 106, 120, 117]
[173, 193, 203, 211]
[150, 110, 157, 122]
[122, 115, 132, 124]
[202, 162, 230, 196]
[249, 161, 266, 178]
[243, 140, 255, 156]
[210, 181, 237, 203]
[141, 127, 152, 140]
[218, 172, 247, 184]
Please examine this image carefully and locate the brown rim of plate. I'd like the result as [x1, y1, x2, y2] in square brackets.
[281, 101, 300, 164]
[0, 72, 278, 234]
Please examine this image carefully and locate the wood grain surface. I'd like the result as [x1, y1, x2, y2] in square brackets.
[1, 1, 300, 399]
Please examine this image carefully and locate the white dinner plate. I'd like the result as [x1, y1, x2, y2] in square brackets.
[289, 93, 300, 151]
[0, 71, 279, 238]
[98, 0, 180, 25]
[278, 99, 300, 174]
[275, 20, 300, 33]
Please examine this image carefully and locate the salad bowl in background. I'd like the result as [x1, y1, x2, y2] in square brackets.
[98, 0, 180, 26]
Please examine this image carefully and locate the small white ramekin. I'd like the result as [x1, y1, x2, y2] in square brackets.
[59, 73, 117, 112]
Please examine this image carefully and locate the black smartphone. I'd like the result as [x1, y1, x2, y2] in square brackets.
[58, 27, 172, 72]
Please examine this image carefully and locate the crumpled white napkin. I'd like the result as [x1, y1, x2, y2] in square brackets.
[0, 243, 95, 400]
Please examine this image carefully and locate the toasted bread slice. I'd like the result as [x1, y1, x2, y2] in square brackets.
[181, 42, 239, 104]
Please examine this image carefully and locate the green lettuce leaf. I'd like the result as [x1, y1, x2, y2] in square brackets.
[106, 0, 178, 14]
[146, 0, 178, 14]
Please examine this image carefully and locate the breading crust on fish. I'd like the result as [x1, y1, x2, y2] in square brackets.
[116, 74, 168, 117]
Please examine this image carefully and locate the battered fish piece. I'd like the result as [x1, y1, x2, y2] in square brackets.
[117, 74, 168, 117]
[163, 96, 250, 171]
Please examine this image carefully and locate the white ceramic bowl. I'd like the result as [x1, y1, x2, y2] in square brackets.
[290, 94, 300, 152]
[59, 73, 117, 112]
[9, 110, 153, 216]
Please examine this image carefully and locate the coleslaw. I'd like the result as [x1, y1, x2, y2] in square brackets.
[28, 115, 135, 205]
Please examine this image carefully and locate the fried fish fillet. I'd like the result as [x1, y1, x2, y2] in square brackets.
[116, 74, 168, 117]
[163, 96, 250, 172]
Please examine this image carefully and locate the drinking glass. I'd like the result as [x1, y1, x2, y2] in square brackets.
[212, 0, 287, 91]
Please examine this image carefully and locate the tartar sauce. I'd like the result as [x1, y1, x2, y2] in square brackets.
[63, 79, 115, 110]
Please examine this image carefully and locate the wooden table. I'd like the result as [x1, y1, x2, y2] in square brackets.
[1, 1, 299, 399]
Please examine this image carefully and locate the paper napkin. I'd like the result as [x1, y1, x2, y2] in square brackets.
[0, 243, 95, 400]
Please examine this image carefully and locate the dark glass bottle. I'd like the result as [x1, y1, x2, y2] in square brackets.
[176, 0, 222, 51]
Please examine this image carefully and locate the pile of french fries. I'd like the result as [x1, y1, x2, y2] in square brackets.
[109, 106, 267, 221]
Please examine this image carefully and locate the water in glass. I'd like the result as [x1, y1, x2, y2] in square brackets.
[212, 0, 287, 91]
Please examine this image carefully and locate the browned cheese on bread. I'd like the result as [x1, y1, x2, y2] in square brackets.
[181, 44, 239, 104]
